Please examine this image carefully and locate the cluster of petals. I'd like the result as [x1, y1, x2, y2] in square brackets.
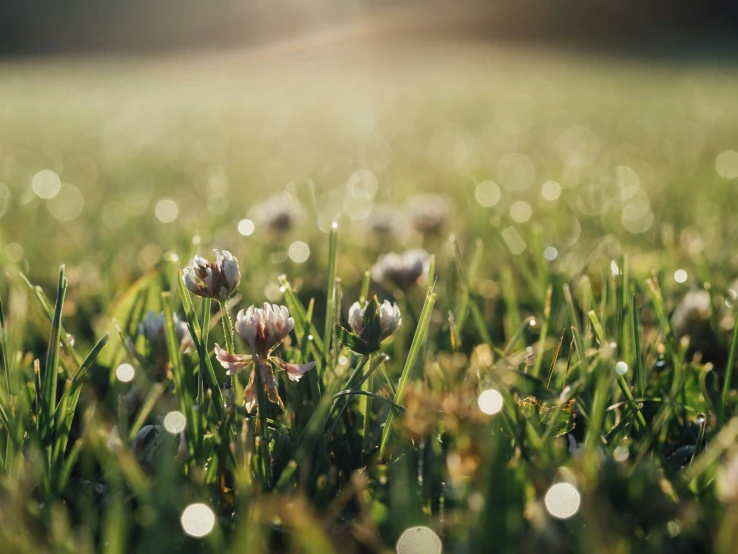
[214, 303, 314, 412]
[138, 310, 192, 355]
[251, 194, 302, 232]
[371, 248, 430, 287]
[183, 250, 240, 301]
[407, 193, 453, 233]
[348, 300, 402, 340]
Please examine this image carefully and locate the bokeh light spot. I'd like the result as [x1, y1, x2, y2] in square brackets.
[396, 526, 442, 554]
[613, 445, 630, 462]
[32, 169, 62, 199]
[180, 503, 216, 538]
[474, 180, 502, 207]
[163, 411, 187, 434]
[288, 241, 310, 263]
[238, 218, 255, 236]
[716, 150, 738, 179]
[477, 389, 504, 415]
[544, 482, 581, 519]
[501, 226, 526, 255]
[115, 363, 135, 383]
[5, 242, 24, 263]
[674, 269, 688, 283]
[47, 184, 85, 221]
[348, 169, 379, 200]
[155, 199, 179, 223]
[541, 180, 561, 201]
[510, 200, 532, 223]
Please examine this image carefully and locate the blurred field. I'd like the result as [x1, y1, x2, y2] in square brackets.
[3, 36, 738, 553]
[2, 40, 738, 292]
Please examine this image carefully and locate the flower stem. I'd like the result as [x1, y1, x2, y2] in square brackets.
[218, 300, 236, 354]
[252, 357, 272, 487]
[218, 300, 238, 397]
[198, 298, 211, 406]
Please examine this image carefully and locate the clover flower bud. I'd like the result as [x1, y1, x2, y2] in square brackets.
[183, 249, 240, 301]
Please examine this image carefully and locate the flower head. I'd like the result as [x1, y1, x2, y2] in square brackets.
[252, 194, 302, 232]
[671, 289, 712, 338]
[407, 193, 452, 234]
[348, 299, 402, 340]
[236, 303, 294, 357]
[139, 311, 192, 355]
[213, 303, 314, 413]
[366, 204, 399, 235]
[183, 250, 240, 301]
[126, 311, 192, 383]
[371, 248, 430, 288]
[339, 297, 402, 354]
[378, 299, 403, 339]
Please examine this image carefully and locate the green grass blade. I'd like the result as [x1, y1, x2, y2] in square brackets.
[177, 272, 224, 419]
[378, 288, 437, 459]
[720, 306, 738, 423]
[161, 291, 198, 459]
[532, 285, 552, 378]
[18, 271, 82, 368]
[127, 383, 166, 442]
[278, 275, 324, 355]
[322, 225, 339, 371]
[359, 270, 371, 303]
[632, 293, 645, 398]
[40, 265, 67, 452]
[0, 295, 9, 397]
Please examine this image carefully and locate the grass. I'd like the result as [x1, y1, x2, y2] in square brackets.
[1, 40, 738, 552]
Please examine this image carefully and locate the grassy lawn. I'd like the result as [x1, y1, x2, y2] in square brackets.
[1, 40, 738, 552]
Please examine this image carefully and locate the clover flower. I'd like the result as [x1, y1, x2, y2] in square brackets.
[348, 299, 402, 340]
[366, 204, 399, 235]
[183, 250, 240, 301]
[214, 303, 314, 413]
[371, 248, 430, 288]
[671, 289, 712, 337]
[407, 193, 452, 234]
[125, 310, 192, 386]
[671, 288, 725, 365]
[252, 194, 302, 232]
[338, 296, 402, 355]
[139, 311, 192, 356]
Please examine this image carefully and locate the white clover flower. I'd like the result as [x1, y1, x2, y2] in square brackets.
[366, 204, 399, 235]
[671, 289, 712, 338]
[371, 248, 430, 288]
[378, 299, 402, 339]
[236, 303, 294, 357]
[213, 303, 314, 413]
[138, 310, 192, 355]
[718, 447, 738, 503]
[183, 249, 240, 301]
[348, 300, 402, 340]
[348, 302, 365, 335]
[131, 424, 164, 465]
[251, 194, 302, 232]
[407, 193, 452, 233]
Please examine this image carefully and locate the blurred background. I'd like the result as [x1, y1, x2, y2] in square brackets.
[1, 0, 738, 336]
[2, 0, 738, 56]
